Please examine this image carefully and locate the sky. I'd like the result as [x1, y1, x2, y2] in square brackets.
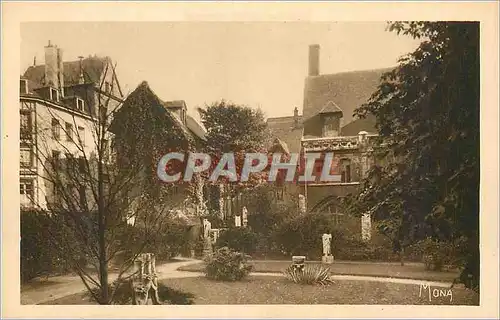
[20, 22, 422, 120]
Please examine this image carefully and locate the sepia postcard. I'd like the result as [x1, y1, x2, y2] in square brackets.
[1, 1, 499, 319]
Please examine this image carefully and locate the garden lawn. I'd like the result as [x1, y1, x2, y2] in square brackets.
[178, 260, 459, 282]
[43, 276, 478, 305]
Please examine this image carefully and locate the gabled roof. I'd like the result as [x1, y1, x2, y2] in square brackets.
[269, 137, 290, 155]
[113, 81, 205, 141]
[318, 101, 343, 115]
[302, 67, 392, 125]
[22, 56, 123, 96]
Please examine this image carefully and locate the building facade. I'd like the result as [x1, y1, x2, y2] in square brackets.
[20, 41, 123, 210]
[268, 44, 390, 240]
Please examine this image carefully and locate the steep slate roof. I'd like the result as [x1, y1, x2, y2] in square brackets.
[114, 81, 206, 141]
[340, 114, 377, 136]
[185, 115, 206, 140]
[266, 115, 303, 153]
[302, 67, 392, 125]
[23, 56, 113, 89]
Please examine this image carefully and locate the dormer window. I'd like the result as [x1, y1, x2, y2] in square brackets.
[76, 98, 85, 112]
[20, 79, 28, 94]
[50, 88, 59, 102]
[322, 115, 341, 137]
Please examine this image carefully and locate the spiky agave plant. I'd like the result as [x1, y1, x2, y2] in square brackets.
[283, 264, 334, 285]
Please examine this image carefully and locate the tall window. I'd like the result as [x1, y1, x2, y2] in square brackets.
[52, 150, 61, 171]
[77, 126, 85, 146]
[20, 179, 34, 206]
[78, 157, 86, 173]
[76, 98, 85, 112]
[20, 79, 28, 94]
[327, 202, 344, 225]
[340, 159, 352, 183]
[20, 146, 33, 168]
[20, 111, 32, 140]
[65, 122, 73, 141]
[52, 118, 60, 140]
[50, 88, 59, 102]
[79, 186, 87, 208]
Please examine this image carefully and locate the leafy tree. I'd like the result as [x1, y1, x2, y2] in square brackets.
[350, 22, 479, 289]
[197, 100, 271, 220]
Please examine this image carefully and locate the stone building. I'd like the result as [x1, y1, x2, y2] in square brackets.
[19, 41, 123, 210]
[268, 44, 391, 240]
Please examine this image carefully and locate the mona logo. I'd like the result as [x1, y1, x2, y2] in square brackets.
[419, 284, 453, 303]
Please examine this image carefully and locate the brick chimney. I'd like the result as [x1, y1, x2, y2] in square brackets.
[44, 41, 58, 87]
[308, 44, 320, 76]
[57, 47, 64, 97]
[294, 107, 300, 128]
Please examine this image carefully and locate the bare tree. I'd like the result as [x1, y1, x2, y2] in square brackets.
[23, 61, 191, 304]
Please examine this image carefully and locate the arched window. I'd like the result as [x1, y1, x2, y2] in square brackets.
[326, 201, 344, 225]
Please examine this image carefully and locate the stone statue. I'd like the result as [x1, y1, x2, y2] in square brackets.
[322, 233, 332, 256]
[234, 215, 242, 227]
[242, 207, 248, 227]
[203, 218, 211, 239]
[298, 194, 306, 214]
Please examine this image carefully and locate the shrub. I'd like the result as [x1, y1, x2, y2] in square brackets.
[411, 237, 462, 271]
[215, 228, 258, 254]
[204, 247, 253, 281]
[283, 264, 333, 285]
[20, 210, 84, 282]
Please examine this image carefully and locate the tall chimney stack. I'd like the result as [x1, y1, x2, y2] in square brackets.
[57, 47, 64, 97]
[308, 44, 320, 77]
[293, 107, 300, 127]
[44, 40, 58, 87]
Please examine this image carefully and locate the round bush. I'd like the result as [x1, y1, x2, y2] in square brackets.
[204, 247, 253, 281]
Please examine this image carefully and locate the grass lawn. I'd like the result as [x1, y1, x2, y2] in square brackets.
[178, 260, 459, 282]
[43, 276, 479, 305]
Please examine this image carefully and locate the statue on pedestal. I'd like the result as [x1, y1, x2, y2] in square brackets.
[322, 233, 334, 264]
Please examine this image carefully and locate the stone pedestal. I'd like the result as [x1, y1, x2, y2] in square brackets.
[292, 255, 306, 272]
[361, 213, 372, 241]
[322, 255, 334, 264]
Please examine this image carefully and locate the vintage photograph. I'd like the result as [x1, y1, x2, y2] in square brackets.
[17, 20, 481, 307]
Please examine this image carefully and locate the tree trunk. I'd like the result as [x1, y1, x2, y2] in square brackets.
[400, 247, 405, 266]
[97, 139, 109, 304]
